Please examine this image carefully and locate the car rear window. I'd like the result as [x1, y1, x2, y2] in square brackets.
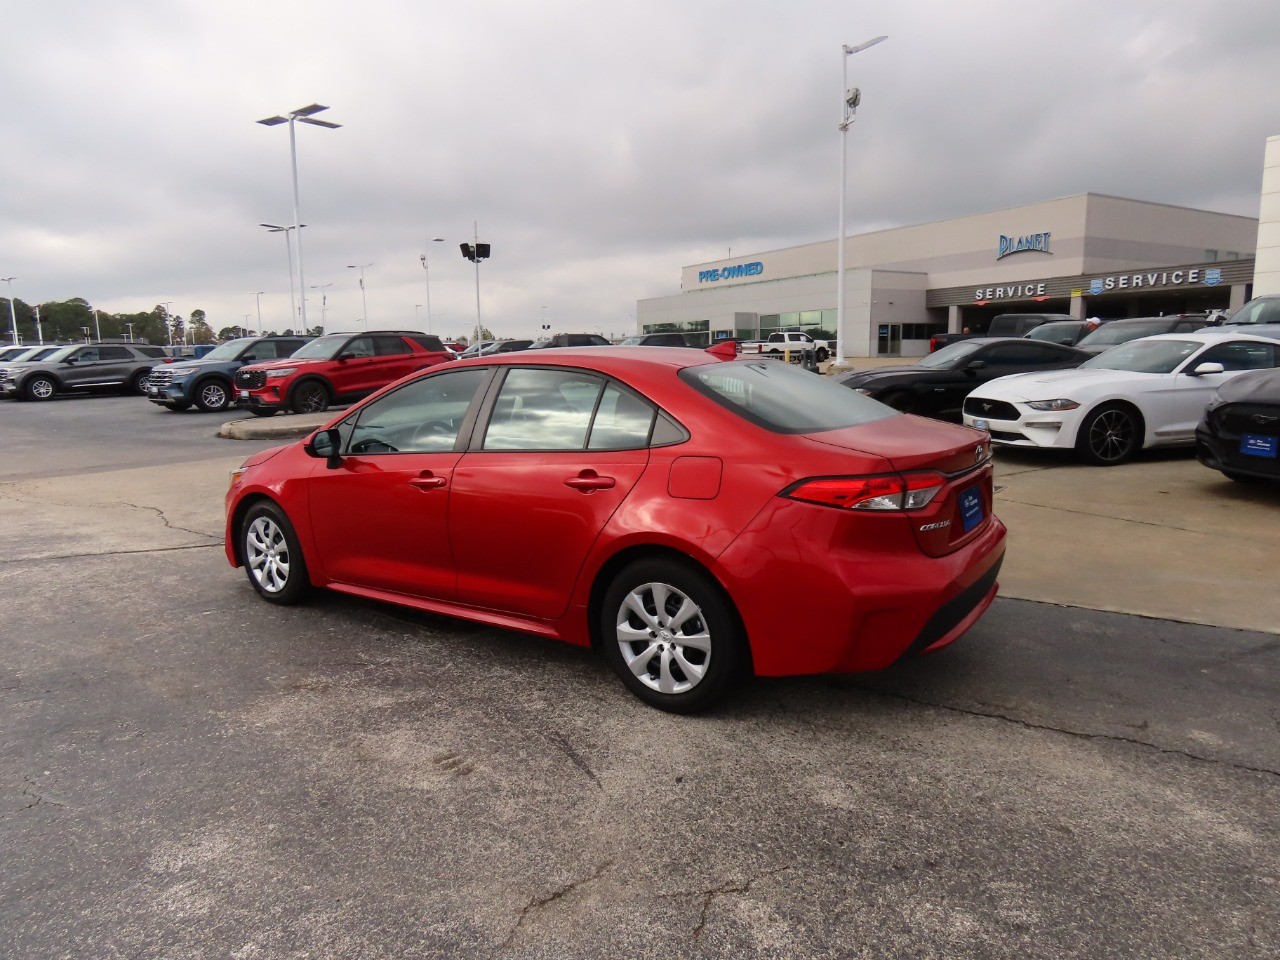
[681, 360, 896, 434]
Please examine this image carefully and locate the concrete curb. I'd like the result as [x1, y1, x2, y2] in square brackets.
[217, 413, 331, 441]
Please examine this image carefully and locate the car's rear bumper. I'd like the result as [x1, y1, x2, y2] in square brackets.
[713, 500, 1008, 677]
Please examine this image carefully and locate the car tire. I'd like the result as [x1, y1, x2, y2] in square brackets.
[24, 376, 56, 401]
[816, 347, 830, 362]
[599, 558, 749, 713]
[239, 501, 310, 605]
[125, 370, 151, 395]
[195, 378, 232, 412]
[1076, 403, 1142, 466]
[290, 379, 331, 415]
[881, 389, 917, 414]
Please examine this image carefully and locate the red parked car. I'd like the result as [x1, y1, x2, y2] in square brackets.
[225, 347, 1006, 712]
[233, 330, 454, 416]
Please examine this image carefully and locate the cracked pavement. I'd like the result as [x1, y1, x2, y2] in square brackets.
[2, 395, 1279, 958]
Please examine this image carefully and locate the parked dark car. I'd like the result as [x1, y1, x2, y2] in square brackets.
[1023, 319, 1105, 346]
[526, 333, 613, 350]
[619, 332, 690, 347]
[482, 339, 535, 354]
[1196, 367, 1280, 483]
[147, 335, 310, 412]
[1074, 315, 1209, 355]
[928, 313, 1074, 352]
[837, 338, 1091, 421]
[0, 341, 168, 401]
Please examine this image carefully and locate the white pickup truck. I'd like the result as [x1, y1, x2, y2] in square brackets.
[738, 331, 831, 362]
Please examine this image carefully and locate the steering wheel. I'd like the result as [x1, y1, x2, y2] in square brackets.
[410, 420, 455, 446]
[350, 437, 399, 454]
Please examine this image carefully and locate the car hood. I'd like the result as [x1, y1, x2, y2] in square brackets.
[1216, 367, 1280, 403]
[971, 367, 1159, 401]
[837, 366, 923, 386]
[168, 357, 237, 375]
[241, 357, 326, 372]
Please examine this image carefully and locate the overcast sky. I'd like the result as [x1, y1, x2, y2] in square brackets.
[3, 0, 1279, 340]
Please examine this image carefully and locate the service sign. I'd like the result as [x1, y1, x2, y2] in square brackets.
[1088, 267, 1222, 295]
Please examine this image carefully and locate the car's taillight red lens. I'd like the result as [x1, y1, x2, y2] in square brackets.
[783, 471, 945, 511]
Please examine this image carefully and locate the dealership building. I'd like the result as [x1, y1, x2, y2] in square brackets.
[635, 193, 1259, 359]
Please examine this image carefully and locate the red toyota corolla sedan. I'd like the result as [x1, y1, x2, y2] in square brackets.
[225, 347, 1006, 712]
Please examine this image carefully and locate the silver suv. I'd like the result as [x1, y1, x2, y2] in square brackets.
[0, 341, 168, 401]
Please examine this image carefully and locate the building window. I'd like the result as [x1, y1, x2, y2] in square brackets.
[1226, 251, 1239, 260]
[1205, 249, 1219, 262]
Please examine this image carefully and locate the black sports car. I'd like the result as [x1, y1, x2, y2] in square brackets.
[836, 338, 1091, 421]
[1196, 367, 1280, 483]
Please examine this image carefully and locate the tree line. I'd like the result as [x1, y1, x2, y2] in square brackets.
[0, 297, 321, 345]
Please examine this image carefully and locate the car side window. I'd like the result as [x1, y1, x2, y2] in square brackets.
[342, 337, 375, 359]
[374, 335, 412, 356]
[409, 335, 445, 352]
[99, 346, 132, 360]
[983, 345, 1043, 365]
[483, 368, 602, 451]
[74, 348, 100, 362]
[1197, 342, 1276, 371]
[344, 368, 488, 455]
[588, 384, 657, 450]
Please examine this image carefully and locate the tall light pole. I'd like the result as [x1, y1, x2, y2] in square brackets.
[459, 223, 490, 345]
[257, 104, 341, 332]
[34, 304, 43, 343]
[161, 301, 174, 345]
[90, 305, 102, 342]
[310, 282, 332, 333]
[2, 277, 17, 345]
[835, 35, 887, 368]
[252, 291, 264, 336]
[124, 321, 134, 341]
[347, 263, 373, 330]
[261, 223, 306, 328]
[419, 236, 444, 334]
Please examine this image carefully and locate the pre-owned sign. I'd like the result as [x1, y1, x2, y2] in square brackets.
[698, 262, 764, 283]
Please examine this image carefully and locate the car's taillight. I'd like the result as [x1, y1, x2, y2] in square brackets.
[783, 471, 945, 511]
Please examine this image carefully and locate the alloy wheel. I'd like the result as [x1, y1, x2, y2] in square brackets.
[614, 581, 713, 695]
[245, 515, 292, 595]
[1087, 409, 1137, 463]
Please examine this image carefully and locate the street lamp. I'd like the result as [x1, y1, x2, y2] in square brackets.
[459, 223, 490, 346]
[347, 263, 373, 330]
[257, 103, 341, 332]
[261, 223, 306, 328]
[252, 291, 264, 337]
[124, 321, 134, 342]
[2, 277, 17, 345]
[419, 237, 445, 335]
[161, 301, 174, 345]
[310, 282, 333, 332]
[835, 35, 887, 368]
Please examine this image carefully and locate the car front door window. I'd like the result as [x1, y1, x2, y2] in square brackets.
[346, 368, 489, 454]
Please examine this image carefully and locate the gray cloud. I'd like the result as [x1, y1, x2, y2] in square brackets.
[2, 0, 1278, 339]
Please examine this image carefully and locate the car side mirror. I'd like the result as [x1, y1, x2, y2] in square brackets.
[1059, 338, 1074, 345]
[305, 427, 344, 469]
[965, 360, 986, 371]
[1189, 362, 1226, 377]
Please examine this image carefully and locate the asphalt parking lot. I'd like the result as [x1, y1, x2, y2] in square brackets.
[2, 394, 1278, 958]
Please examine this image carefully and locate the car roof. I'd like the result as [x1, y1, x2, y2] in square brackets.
[1128, 330, 1279, 345]
[451, 345, 722, 372]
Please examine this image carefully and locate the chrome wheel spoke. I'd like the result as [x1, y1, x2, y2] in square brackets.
[614, 579, 712, 696]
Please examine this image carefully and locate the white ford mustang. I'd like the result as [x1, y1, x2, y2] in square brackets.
[960, 331, 1280, 465]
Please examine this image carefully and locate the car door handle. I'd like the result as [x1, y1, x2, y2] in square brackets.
[564, 471, 616, 491]
[409, 472, 447, 490]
